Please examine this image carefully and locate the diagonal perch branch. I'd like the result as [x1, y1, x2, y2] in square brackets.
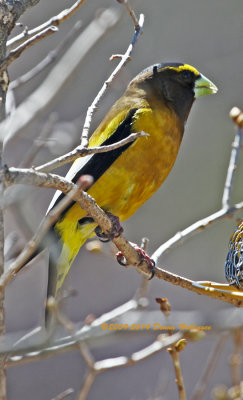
[3, 167, 243, 307]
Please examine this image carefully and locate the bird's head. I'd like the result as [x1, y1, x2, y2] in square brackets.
[130, 62, 218, 122]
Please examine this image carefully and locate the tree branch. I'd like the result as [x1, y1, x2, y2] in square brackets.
[7, 0, 86, 50]
[10, 21, 83, 90]
[35, 132, 148, 173]
[4, 167, 243, 307]
[0, 26, 57, 74]
[0, 7, 121, 145]
[80, 12, 144, 147]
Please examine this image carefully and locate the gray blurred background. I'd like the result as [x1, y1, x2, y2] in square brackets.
[3, 0, 243, 399]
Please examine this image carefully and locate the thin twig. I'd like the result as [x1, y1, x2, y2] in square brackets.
[80, 11, 144, 147]
[35, 131, 148, 173]
[191, 332, 229, 400]
[10, 21, 83, 90]
[152, 108, 243, 264]
[152, 206, 243, 264]
[78, 371, 96, 400]
[93, 332, 184, 372]
[0, 161, 6, 400]
[229, 328, 242, 388]
[0, 27, 57, 74]
[136, 237, 151, 302]
[7, 0, 87, 49]
[168, 345, 187, 400]
[222, 108, 243, 209]
[50, 388, 74, 400]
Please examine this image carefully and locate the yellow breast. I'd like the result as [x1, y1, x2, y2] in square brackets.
[87, 105, 183, 220]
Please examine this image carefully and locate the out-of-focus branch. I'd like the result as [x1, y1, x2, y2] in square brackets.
[0, 174, 93, 289]
[7, 0, 86, 50]
[78, 372, 96, 400]
[19, 113, 58, 168]
[191, 333, 229, 400]
[0, 1, 42, 120]
[10, 21, 83, 90]
[0, 26, 57, 74]
[78, 331, 187, 400]
[0, 7, 121, 145]
[229, 328, 243, 388]
[35, 131, 148, 173]
[1, 304, 243, 365]
[51, 388, 74, 400]
[0, 161, 6, 400]
[80, 11, 144, 147]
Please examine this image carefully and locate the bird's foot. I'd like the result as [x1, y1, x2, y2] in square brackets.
[95, 212, 124, 242]
[116, 243, 155, 279]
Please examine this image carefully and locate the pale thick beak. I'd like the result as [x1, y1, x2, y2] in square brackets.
[194, 73, 218, 98]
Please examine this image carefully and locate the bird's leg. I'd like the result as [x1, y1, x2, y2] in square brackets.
[95, 212, 124, 242]
[116, 243, 155, 280]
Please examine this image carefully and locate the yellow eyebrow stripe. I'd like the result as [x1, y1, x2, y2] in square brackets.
[159, 64, 200, 77]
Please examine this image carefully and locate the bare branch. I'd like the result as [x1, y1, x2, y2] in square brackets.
[80, 12, 144, 147]
[152, 206, 243, 263]
[0, 8, 121, 144]
[35, 131, 148, 173]
[10, 21, 83, 90]
[0, 26, 57, 74]
[168, 344, 187, 400]
[3, 305, 243, 365]
[78, 372, 96, 400]
[93, 332, 185, 372]
[152, 110, 243, 263]
[7, 0, 86, 49]
[222, 107, 243, 209]
[4, 167, 243, 306]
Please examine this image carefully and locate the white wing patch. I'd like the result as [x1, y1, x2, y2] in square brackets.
[47, 154, 94, 213]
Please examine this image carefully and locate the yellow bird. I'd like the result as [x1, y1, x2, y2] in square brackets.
[47, 62, 217, 299]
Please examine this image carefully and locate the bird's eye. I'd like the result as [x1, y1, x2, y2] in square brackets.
[181, 70, 193, 80]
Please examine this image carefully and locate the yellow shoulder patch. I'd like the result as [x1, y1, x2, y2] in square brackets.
[89, 110, 128, 148]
